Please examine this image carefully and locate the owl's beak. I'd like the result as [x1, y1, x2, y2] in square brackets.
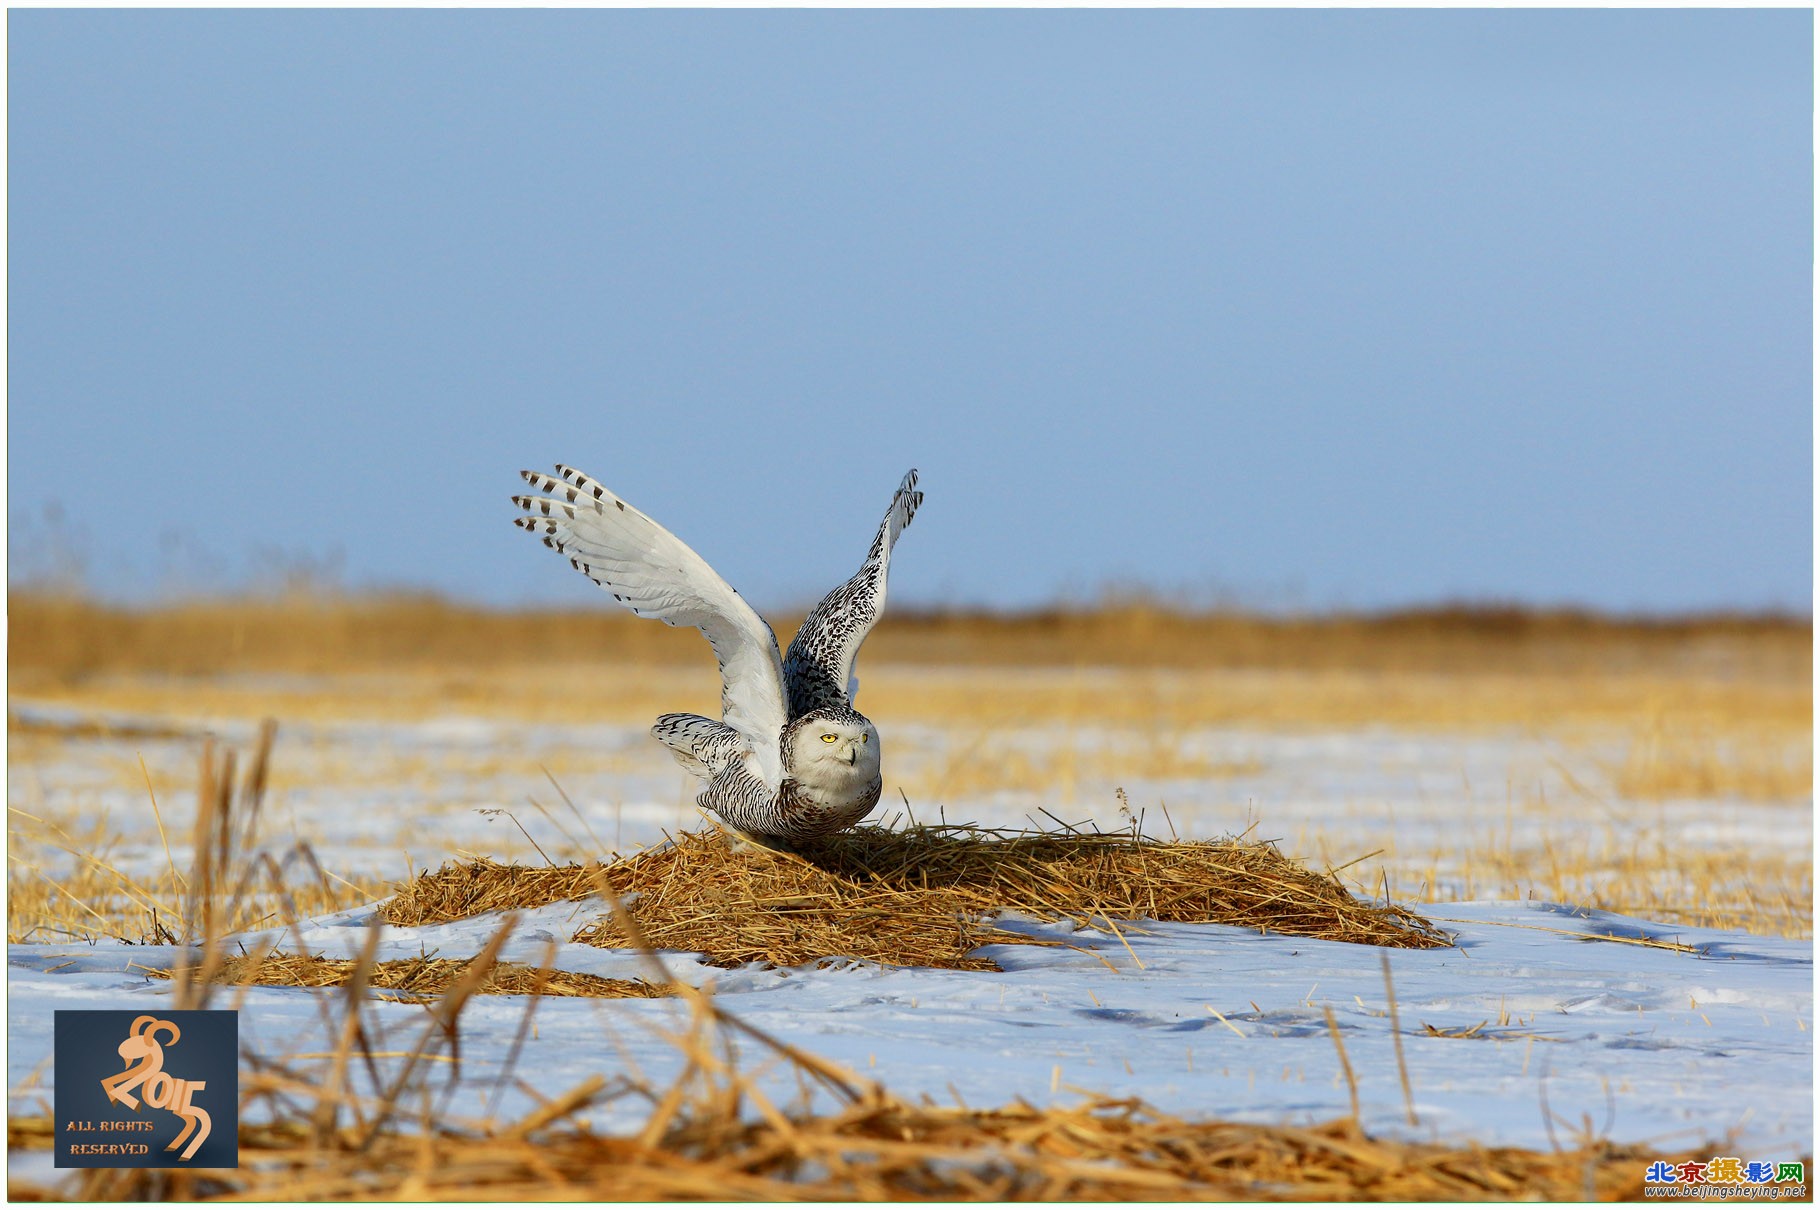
[842, 742, 858, 765]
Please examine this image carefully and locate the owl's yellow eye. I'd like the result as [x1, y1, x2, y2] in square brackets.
[860, 733, 868, 744]
[821, 734, 837, 743]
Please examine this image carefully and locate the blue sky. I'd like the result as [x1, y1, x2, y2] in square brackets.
[9, 9, 1812, 613]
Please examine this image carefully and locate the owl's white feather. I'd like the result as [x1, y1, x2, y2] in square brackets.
[513, 465, 789, 788]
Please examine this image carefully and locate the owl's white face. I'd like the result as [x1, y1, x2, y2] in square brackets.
[789, 716, 881, 790]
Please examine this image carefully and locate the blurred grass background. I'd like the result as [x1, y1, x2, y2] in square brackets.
[11, 590, 1808, 680]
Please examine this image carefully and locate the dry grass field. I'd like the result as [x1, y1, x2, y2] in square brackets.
[10, 593, 1811, 942]
[7, 592, 1812, 1199]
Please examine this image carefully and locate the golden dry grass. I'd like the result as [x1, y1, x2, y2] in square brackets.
[10, 591, 1808, 679]
[14, 659, 1811, 747]
[10, 629, 1810, 946]
[9, 595, 1810, 929]
[382, 824, 1450, 971]
[6, 1089, 1687, 1202]
[371, 858, 601, 925]
[6, 802, 384, 946]
[147, 951, 673, 1001]
[1386, 823, 1815, 939]
[1606, 721, 1812, 803]
[11, 597, 1808, 763]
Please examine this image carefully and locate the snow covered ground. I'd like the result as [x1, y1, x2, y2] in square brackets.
[9, 897, 1811, 1173]
[8, 687, 1812, 1191]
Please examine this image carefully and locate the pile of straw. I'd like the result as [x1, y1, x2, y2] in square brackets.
[378, 858, 599, 925]
[385, 824, 1449, 970]
[150, 952, 671, 1001]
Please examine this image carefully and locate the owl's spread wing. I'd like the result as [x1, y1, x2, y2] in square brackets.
[782, 469, 922, 718]
[513, 465, 788, 787]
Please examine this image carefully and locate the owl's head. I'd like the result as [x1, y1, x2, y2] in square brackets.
[784, 706, 880, 780]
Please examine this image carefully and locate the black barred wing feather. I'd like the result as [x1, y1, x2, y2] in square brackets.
[512, 465, 789, 787]
[782, 469, 921, 718]
[650, 712, 746, 780]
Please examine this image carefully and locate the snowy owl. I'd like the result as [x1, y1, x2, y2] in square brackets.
[511, 465, 921, 844]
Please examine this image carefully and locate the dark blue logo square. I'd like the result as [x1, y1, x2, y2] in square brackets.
[54, 1010, 238, 1168]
